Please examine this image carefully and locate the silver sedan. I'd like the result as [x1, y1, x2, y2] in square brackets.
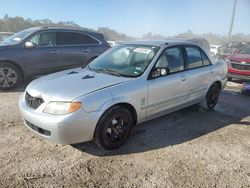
[19, 40, 228, 150]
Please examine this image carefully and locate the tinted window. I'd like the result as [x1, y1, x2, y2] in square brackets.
[156, 47, 184, 73]
[29, 32, 56, 47]
[202, 51, 211, 66]
[186, 47, 203, 69]
[57, 32, 99, 45]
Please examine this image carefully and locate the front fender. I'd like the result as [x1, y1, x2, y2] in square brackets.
[81, 90, 138, 113]
[78, 79, 147, 123]
[97, 94, 138, 113]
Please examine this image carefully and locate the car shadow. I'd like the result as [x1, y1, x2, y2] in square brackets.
[71, 105, 242, 156]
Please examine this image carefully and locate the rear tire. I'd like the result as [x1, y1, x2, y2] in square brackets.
[0, 62, 22, 90]
[94, 106, 134, 150]
[206, 83, 221, 109]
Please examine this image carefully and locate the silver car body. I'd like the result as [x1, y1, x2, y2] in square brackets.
[19, 40, 228, 144]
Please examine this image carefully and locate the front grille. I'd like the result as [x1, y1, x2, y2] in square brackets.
[25, 92, 44, 109]
[231, 62, 250, 71]
[25, 120, 51, 136]
[229, 73, 250, 79]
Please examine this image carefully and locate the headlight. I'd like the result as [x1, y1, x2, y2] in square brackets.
[43, 102, 82, 115]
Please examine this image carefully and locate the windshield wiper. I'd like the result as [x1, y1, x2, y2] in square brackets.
[104, 68, 123, 77]
[89, 68, 123, 77]
[87, 67, 136, 78]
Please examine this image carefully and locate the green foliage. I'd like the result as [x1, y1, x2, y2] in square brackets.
[97, 27, 134, 41]
[0, 14, 133, 41]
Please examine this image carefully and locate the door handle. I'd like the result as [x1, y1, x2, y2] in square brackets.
[180, 75, 187, 81]
[210, 69, 215, 74]
[50, 50, 59, 54]
[82, 49, 90, 53]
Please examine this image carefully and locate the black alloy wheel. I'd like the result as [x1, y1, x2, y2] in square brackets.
[0, 63, 22, 90]
[206, 83, 221, 109]
[94, 106, 134, 150]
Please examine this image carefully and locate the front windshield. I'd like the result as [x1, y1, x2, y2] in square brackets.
[1, 29, 34, 45]
[241, 46, 250, 54]
[88, 44, 160, 77]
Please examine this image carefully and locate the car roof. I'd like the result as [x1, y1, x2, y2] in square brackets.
[26, 26, 101, 35]
[123, 40, 201, 47]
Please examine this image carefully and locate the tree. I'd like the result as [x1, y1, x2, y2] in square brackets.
[0, 15, 133, 41]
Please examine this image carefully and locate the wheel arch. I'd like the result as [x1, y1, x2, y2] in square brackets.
[212, 80, 222, 90]
[0, 60, 25, 80]
[98, 102, 138, 126]
[115, 102, 137, 125]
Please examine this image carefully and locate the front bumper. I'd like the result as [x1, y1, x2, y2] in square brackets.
[19, 93, 103, 144]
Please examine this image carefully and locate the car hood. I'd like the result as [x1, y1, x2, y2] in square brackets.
[230, 53, 250, 63]
[26, 68, 131, 101]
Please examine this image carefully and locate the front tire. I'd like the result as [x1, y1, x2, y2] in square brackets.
[206, 83, 221, 109]
[94, 106, 134, 150]
[0, 62, 22, 90]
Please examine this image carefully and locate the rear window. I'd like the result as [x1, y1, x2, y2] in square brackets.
[186, 47, 203, 69]
[57, 32, 99, 45]
[202, 51, 211, 66]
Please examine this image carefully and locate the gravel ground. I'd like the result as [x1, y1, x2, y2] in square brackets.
[0, 81, 249, 188]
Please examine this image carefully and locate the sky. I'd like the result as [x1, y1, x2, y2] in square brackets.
[0, 0, 249, 37]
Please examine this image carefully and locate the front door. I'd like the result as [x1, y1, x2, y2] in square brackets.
[23, 31, 61, 75]
[147, 46, 188, 119]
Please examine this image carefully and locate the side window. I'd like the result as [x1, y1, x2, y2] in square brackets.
[29, 34, 39, 45]
[186, 47, 203, 69]
[57, 32, 99, 45]
[155, 47, 184, 73]
[29, 32, 56, 47]
[202, 51, 211, 66]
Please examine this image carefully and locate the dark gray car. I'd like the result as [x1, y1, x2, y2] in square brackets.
[0, 27, 110, 90]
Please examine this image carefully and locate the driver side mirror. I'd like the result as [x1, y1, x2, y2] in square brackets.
[151, 67, 170, 78]
[25, 41, 36, 49]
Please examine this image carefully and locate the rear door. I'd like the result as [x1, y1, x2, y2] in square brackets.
[183, 46, 213, 102]
[56, 31, 101, 70]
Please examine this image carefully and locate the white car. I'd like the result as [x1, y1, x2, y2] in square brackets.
[107, 40, 124, 47]
[19, 40, 228, 150]
[210, 45, 221, 56]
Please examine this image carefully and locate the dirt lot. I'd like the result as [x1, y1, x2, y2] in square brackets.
[0, 81, 249, 188]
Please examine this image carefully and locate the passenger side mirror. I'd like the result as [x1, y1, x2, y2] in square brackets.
[25, 41, 36, 48]
[151, 67, 170, 78]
